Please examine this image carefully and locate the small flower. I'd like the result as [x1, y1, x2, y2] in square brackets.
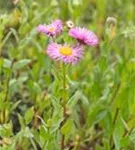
[37, 19, 63, 36]
[52, 19, 63, 32]
[69, 27, 99, 46]
[46, 42, 84, 64]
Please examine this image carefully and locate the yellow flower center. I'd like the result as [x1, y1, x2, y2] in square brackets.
[49, 27, 55, 32]
[59, 46, 72, 56]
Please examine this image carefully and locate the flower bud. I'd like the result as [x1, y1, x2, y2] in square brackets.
[106, 17, 117, 26]
[66, 20, 74, 29]
[65, 108, 72, 116]
[106, 17, 117, 41]
[12, 0, 20, 5]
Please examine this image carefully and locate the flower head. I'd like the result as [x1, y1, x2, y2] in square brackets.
[46, 42, 84, 64]
[37, 19, 63, 36]
[69, 27, 99, 46]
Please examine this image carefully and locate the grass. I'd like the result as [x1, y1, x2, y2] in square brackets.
[0, 0, 135, 150]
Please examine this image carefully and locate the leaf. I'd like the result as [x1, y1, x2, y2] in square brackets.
[9, 79, 17, 88]
[10, 100, 21, 111]
[10, 28, 19, 42]
[23, 127, 34, 138]
[18, 114, 25, 128]
[0, 58, 4, 68]
[113, 129, 121, 150]
[0, 122, 13, 137]
[121, 117, 129, 131]
[73, 0, 82, 5]
[113, 120, 123, 150]
[120, 137, 130, 148]
[95, 109, 108, 123]
[28, 80, 41, 94]
[3, 59, 12, 68]
[13, 59, 31, 70]
[61, 119, 73, 135]
[67, 90, 82, 108]
[18, 76, 28, 83]
[24, 107, 34, 125]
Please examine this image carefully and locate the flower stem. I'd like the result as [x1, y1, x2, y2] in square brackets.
[61, 62, 67, 150]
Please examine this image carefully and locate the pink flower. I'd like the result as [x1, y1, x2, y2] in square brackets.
[37, 19, 63, 36]
[69, 27, 99, 46]
[46, 42, 84, 64]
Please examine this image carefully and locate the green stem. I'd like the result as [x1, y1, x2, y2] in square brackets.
[110, 82, 121, 105]
[61, 62, 67, 150]
[62, 63, 66, 103]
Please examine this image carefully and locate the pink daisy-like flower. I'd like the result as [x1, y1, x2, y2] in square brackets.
[37, 19, 63, 36]
[46, 42, 84, 64]
[69, 27, 99, 46]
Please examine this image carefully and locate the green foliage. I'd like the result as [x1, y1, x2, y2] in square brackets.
[0, 0, 135, 150]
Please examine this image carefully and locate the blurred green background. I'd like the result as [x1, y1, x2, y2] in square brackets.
[0, 0, 135, 150]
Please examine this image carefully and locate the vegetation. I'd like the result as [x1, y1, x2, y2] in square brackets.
[0, 0, 135, 150]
